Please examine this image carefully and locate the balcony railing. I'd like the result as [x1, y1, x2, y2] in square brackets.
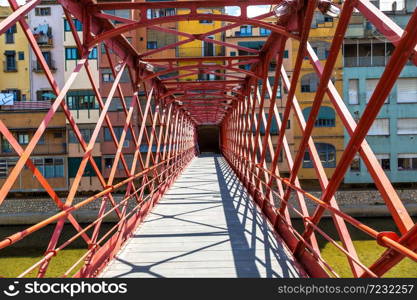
[344, 56, 413, 67]
[36, 36, 53, 48]
[0, 100, 51, 111]
[1, 143, 67, 155]
[32, 59, 56, 73]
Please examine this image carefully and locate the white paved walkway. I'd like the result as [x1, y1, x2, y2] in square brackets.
[101, 155, 304, 278]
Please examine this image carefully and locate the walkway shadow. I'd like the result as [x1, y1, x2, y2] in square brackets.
[102, 155, 301, 278]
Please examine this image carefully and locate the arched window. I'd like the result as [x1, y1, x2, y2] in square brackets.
[301, 73, 318, 93]
[302, 106, 336, 127]
[303, 143, 336, 168]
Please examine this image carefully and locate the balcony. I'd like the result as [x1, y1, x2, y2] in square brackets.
[36, 36, 53, 48]
[32, 60, 56, 73]
[33, 25, 53, 48]
[344, 56, 413, 67]
[1, 143, 67, 155]
[0, 100, 51, 111]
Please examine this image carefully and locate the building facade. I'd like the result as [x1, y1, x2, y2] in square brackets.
[225, 18, 294, 175]
[0, 7, 30, 102]
[0, 4, 67, 193]
[177, 4, 224, 81]
[343, 0, 417, 184]
[294, 12, 344, 180]
[63, 14, 102, 192]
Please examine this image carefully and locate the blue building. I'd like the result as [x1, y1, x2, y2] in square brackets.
[343, 0, 417, 184]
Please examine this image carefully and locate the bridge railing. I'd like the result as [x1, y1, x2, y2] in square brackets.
[221, 0, 417, 278]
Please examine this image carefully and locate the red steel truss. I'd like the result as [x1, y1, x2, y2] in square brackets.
[0, 0, 416, 278]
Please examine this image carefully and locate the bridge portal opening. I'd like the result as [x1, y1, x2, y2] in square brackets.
[197, 125, 220, 154]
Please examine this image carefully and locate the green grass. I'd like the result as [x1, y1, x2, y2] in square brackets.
[293, 217, 417, 278]
[0, 223, 114, 278]
[0, 247, 86, 278]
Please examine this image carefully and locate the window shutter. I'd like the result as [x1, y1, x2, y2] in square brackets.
[368, 118, 389, 135]
[366, 79, 388, 103]
[348, 79, 359, 104]
[397, 118, 417, 134]
[398, 78, 417, 103]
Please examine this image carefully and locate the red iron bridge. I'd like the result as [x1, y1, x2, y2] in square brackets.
[0, 0, 417, 278]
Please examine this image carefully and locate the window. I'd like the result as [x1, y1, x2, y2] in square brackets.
[1, 138, 11, 153]
[101, 68, 129, 83]
[301, 73, 318, 93]
[397, 118, 417, 134]
[38, 134, 45, 145]
[268, 77, 282, 98]
[147, 7, 175, 19]
[103, 9, 130, 23]
[324, 16, 333, 22]
[104, 127, 132, 143]
[350, 155, 360, 172]
[366, 79, 389, 103]
[105, 97, 132, 112]
[253, 113, 279, 135]
[147, 41, 157, 49]
[102, 69, 114, 83]
[310, 41, 330, 60]
[283, 50, 289, 58]
[348, 79, 359, 104]
[18, 51, 24, 60]
[67, 90, 97, 110]
[2, 89, 21, 101]
[398, 154, 417, 171]
[303, 143, 336, 168]
[104, 156, 124, 170]
[64, 19, 83, 31]
[380, 0, 405, 11]
[36, 90, 55, 101]
[4, 51, 16, 71]
[36, 51, 53, 70]
[302, 106, 336, 127]
[260, 28, 271, 36]
[199, 19, 213, 24]
[368, 118, 389, 135]
[65, 47, 96, 60]
[35, 7, 51, 16]
[5, 25, 16, 44]
[88, 47, 98, 59]
[18, 133, 29, 145]
[53, 131, 63, 138]
[203, 36, 214, 57]
[239, 25, 252, 36]
[101, 42, 113, 54]
[0, 158, 19, 178]
[68, 157, 101, 177]
[397, 78, 417, 103]
[377, 154, 390, 170]
[68, 128, 94, 143]
[104, 157, 114, 169]
[279, 113, 291, 129]
[65, 47, 78, 60]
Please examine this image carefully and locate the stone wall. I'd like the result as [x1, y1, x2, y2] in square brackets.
[0, 189, 416, 225]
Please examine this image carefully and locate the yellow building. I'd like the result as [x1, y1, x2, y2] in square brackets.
[292, 13, 344, 180]
[224, 19, 294, 175]
[177, 5, 224, 81]
[0, 7, 30, 102]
